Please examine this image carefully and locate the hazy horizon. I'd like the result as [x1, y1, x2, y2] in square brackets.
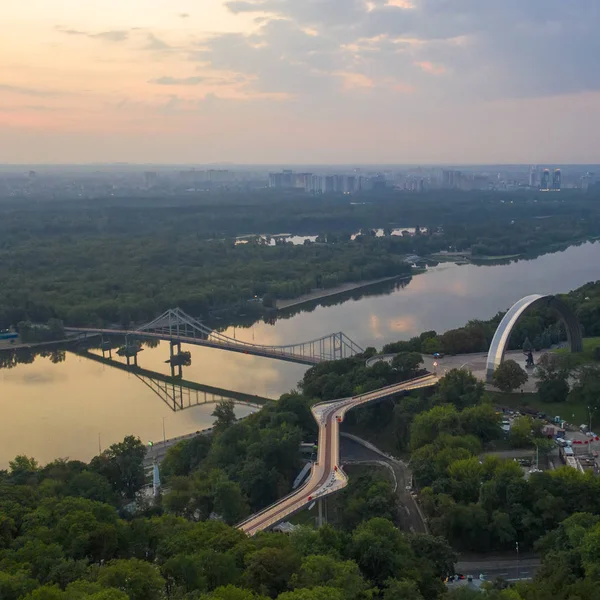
[3, 1, 600, 164]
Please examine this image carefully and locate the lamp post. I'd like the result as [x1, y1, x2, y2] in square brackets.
[162, 417, 167, 444]
[588, 406, 595, 456]
[516, 541, 520, 581]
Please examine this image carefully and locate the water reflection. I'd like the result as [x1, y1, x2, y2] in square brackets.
[0, 340, 305, 468]
[3, 241, 600, 467]
[220, 241, 600, 349]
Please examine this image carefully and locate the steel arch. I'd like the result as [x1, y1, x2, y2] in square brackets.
[485, 294, 583, 382]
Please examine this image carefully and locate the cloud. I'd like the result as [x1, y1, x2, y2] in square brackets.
[208, 0, 600, 100]
[1, 105, 59, 112]
[56, 27, 129, 42]
[416, 61, 445, 75]
[93, 30, 129, 42]
[145, 33, 172, 51]
[151, 76, 207, 85]
[0, 84, 56, 97]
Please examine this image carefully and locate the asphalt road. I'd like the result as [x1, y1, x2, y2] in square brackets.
[340, 434, 427, 534]
[455, 557, 541, 581]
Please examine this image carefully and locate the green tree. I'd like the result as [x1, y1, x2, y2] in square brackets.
[97, 559, 165, 600]
[383, 579, 424, 600]
[410, 405, 461, 451]
[243, 547, 301, 598]
[161, 434, 212, 479]
[569, 365, 600, 416]
[212, 400, 237, 433]
[277, 588, 344, 600]
[537, 377, 570, 404]
[407, 533, 457, 577]
[0, 571, 38, 600]
[509, 416, 533, 448]
[201, 586, 268, 600]
[213, 478, 250, 524]
[434, 369, 484, 409]
[460, 403, 501, 443]
[492, 360, 528, 393]
[421, 337, 443, 355]
[448, 458, 484, 504]
[391, 352, 423, 380]
[291, 555, 367, 600]
[350, 518, 415, 585]
[90, 436, 146, 499]
[535, 353, 572, 403]
[9, 455, 39, 484]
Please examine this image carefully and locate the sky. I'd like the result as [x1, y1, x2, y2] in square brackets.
[1, 0, 600, 164]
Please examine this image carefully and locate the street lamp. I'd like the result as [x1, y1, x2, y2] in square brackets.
[162, 417, 167, 444]
[588, 406, 595, 456]
[516, 541, 520, 581]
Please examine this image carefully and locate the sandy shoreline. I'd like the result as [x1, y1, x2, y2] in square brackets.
[275, 274, 410, 311]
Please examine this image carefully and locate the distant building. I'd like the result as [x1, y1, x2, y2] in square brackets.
[529, 165, 537, 188]
[207, 170, 232, 184]
[540, 169, 551, 190]
[324, 175, 335, 193]
[553, 169, 561, 191]
[268, 170, 361, 194]
[144, 171, 158, 189]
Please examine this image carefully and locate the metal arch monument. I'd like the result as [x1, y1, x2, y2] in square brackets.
[485, 294, 583, 382]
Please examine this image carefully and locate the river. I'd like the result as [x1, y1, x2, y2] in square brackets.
[2, 241, 599, 467]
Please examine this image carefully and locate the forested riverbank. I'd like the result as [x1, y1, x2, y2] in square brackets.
[2, 188, 600, 329]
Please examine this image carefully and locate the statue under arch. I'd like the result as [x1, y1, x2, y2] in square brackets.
[485, 294, 583, 382]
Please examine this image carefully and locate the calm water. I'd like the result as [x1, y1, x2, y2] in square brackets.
[2, 241, 600, 467]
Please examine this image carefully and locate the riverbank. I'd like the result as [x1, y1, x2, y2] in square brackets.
[0, 334, 96, 352]
[275, 273, 415, 311]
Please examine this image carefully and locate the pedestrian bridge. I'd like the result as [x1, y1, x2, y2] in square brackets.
[65, 308, 364, 365]
[237, 373, 439, 536]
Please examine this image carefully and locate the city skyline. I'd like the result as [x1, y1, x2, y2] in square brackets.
[2, 1, 600, 164]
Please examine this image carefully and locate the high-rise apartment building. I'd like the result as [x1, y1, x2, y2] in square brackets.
[540, 169, 551, 190]
[553, 169, 561, 191]
[529, 165, 538, 188]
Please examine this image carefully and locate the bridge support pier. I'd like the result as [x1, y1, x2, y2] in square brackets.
[317, 498, 326, 528]
[126, 353, 138, 367]
[101, 336, 112, 359]
[170, 341, 183, 378]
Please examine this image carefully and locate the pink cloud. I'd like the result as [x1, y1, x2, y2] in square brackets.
[417, 61, 446, 75]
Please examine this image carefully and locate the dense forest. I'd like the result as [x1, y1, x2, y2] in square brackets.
[1, 188, 600, 329]
[3, 368, 600, 600]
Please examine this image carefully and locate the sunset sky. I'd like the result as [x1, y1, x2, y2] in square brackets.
[2, 0, 599, 164]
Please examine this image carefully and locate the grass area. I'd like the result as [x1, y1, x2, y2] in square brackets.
[486, 390, 594, 428]
[554, 336, 600, 366]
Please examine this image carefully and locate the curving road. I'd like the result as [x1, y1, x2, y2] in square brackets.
[237, 373, 439, 536]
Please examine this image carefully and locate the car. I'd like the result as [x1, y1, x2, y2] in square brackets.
[433, 352, 445, 359]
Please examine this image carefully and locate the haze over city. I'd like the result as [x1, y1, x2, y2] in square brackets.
[3, 0, 600, 164]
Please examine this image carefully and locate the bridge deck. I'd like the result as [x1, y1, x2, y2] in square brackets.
[237, 373, 439, 536]
[66, 328, 321, 365]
